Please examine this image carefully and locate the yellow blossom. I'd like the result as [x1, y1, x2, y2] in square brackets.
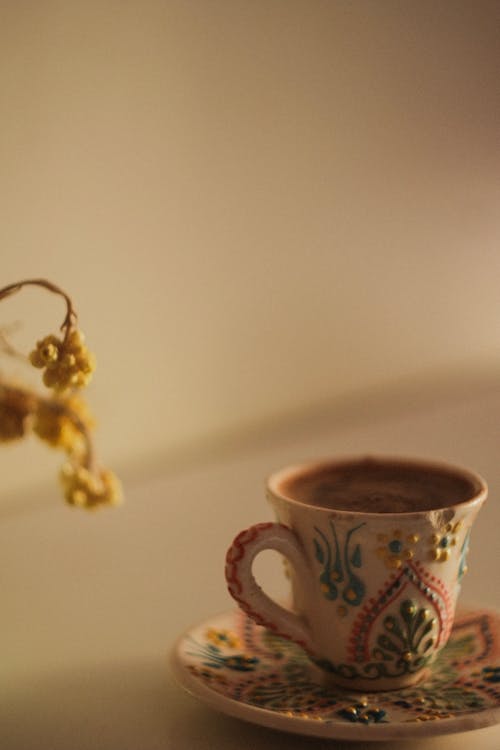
[60, 462, 122, 510]
[33, 396, 93, 454]
[30, 329, 96, 392]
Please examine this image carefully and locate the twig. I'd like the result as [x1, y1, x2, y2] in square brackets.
[0, 279, 78, 342]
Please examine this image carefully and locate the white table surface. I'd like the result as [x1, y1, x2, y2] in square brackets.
[2, 378, 500, 749]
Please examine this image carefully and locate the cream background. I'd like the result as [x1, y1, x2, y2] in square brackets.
[2, 6, 500, 747]
[1, 1, 499, 497]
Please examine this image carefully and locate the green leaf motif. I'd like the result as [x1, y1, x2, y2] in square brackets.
[374, 599, 437, 669]
[351, 544, 362, 568]
[423, 638, 434, 653]
[314, 538, 325, 564]
[313, 522, 365, 607]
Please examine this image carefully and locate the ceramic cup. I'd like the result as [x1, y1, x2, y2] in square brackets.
[225, 455, 487, 691]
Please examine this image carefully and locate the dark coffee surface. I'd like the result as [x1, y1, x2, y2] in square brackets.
[281, 460, 475, 513]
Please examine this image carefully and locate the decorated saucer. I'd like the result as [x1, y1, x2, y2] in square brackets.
[170, 606, 500, 741]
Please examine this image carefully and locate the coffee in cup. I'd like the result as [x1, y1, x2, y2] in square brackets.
[225, 455, 486, 691]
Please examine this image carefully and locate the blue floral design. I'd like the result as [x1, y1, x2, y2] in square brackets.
[337, 702, 387, 724]
[482, 666, 500, 683]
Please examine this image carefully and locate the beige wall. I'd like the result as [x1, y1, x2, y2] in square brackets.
[1, 1, 499, 496]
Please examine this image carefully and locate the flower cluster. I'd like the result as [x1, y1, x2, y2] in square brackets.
[60, 463, 122, 510]
[30, 329, 96, 391]
[32, 396, 92, 454]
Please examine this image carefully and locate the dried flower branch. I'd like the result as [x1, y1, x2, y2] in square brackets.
[0, 279, 121, 510]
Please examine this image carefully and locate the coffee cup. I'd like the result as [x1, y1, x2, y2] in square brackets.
[225, 455, 487, 691]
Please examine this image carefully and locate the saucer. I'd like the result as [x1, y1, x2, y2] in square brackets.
[170, 606, 500, 741]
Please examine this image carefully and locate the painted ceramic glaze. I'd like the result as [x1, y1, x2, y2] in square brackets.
[225, 456, 487, 690]
[171, 607, 500, 741]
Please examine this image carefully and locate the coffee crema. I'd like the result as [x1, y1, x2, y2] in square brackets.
[280, 459, 476, 513]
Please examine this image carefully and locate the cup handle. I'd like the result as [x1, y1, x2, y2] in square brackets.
[225, 522, 315, 654]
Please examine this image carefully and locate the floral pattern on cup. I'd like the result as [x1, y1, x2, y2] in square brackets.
[429, 520, 462, 562]
[348, 559, 454, 668]
[313, 521, 366, 607]
[286, 515, 474, 683]
[225, 457, 487, 691]
[376, 529, 420, 569]
[372, 600, 436, 668]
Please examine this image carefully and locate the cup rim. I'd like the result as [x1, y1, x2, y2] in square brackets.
[266, 454, 487, 518]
